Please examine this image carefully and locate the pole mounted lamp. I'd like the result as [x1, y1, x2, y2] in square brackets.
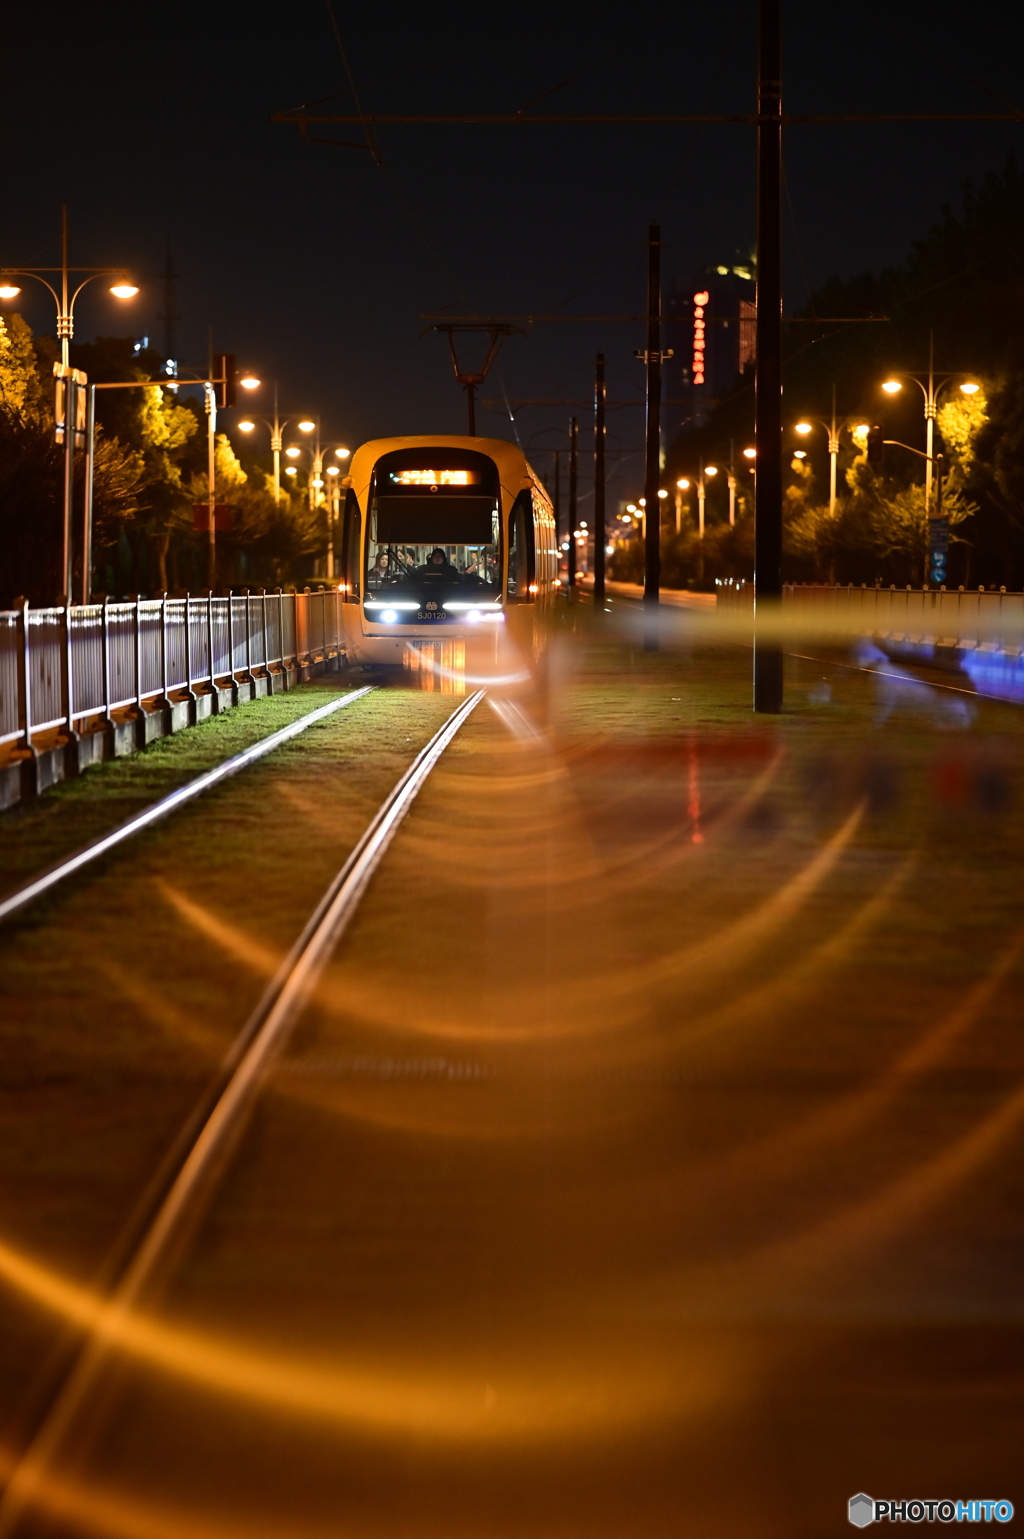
[0, 206, 140, 601]
[880, 333, 981, 513]
[0, 205, 139, 368]
[793, 385, 862, 518]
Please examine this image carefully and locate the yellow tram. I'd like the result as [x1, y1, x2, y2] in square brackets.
[337, 436, 559, 676]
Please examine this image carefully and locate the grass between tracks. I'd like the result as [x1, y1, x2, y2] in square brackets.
[0, 676, 380, 900]
[0, 677, 457, 1432]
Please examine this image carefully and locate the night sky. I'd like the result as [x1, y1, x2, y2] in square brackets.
[4, 0, 1023, 499]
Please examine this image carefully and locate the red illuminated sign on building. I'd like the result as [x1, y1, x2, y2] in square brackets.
[692, 291, 709, 386]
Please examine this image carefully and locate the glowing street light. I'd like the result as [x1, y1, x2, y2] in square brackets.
[743, 447, 757, 459]
[0, 205, 138, 368]
[0, 204, 140, 601]
[239, 373, 261, 390]
[880, 334, 983, 511]
[298, 419, 316, 432]
[285, 446, 301, 458]
[285, 466, 298, 477]
[791, 388, 865, 517]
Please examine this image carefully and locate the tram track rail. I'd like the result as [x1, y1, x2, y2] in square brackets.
[0, 687, 486, 1536]
[0, 684, 376, 927]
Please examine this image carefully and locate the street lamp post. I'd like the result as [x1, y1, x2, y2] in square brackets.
[881, 332, 980, 513]
[279, 428, 351, 578]
[237, 384, 313, 502]
[0, 205, 139, 600]
[0, 205, 138, 369]
[795, 385, 856, 518]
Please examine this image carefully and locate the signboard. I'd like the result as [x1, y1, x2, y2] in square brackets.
[692, 291, 709, 386]
[192, 504, 234, 531]
[929, 516, 949, 585]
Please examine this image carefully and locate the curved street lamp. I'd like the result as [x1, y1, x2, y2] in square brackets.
[880, 332, 981, 512]
[0, 205, 138, 367]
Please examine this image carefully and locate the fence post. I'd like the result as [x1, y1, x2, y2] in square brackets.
[260, 588, 270, 690]
[207, 588, 224, 712]
[226, 590, 236, 706]
[157, 591, 172, 712]
[277, 588, 289, 690]
[95, 594, 116, 755]
[133, 595, 147, 749]
[16, 598, 40, 795]
[241, 589, 256, 692]
[182, 593, 198, 723]
[62, 594, 81, 778]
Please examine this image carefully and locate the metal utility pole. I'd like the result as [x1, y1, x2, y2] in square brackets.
[753, 0, 784, 713]
[157, 235, 180, 368]
[593, 352, 606, 606]
[640, 221, 664, 646]
[568, 417, 578, 592]
[82, 384, 96, 603]
[552, 448, 562, 551]
[206, 328, 217, 592]
[430, 323, 522, 435]
[62, 373, 77, 599]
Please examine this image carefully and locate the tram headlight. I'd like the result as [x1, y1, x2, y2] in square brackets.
[380, 608, 399, 623]
[466, 609, 482, 623]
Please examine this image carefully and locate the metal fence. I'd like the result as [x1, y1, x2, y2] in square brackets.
[0, 589, 343, 752]
[715, 581, 1024, 654]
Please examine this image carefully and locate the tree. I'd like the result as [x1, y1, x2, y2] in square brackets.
[0, 316, 146, 605]
[0, 314, 49, 422]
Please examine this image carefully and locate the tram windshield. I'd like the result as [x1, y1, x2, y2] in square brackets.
[365, 450, 502, 607]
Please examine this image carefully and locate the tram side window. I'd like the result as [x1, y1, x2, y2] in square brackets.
[506, 491, 535, 601]
[341, 489, 361, 600]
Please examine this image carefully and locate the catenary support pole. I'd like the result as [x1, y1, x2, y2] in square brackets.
[82, 384, 96, 604]
[593, 352, 606, 605]
[206, 380, 217, 593]
[568, 417, 578, 592]
[62, 376, 77, 603]
[466, 383, 476, 435]
[753, 0, 784, 712]
[642, 221, 662, 648]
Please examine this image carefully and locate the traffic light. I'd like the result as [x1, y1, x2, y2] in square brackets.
[866, 424, 885, 465]
[214, 352, 236, 409]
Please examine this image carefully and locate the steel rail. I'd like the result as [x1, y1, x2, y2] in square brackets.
[0, 686, 375, 926]
[0, 688, 485, 1535]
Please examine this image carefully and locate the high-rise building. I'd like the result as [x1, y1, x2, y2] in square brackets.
[664, 258, 756, 436]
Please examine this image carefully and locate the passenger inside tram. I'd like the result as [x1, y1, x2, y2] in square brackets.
[366, 539, 499, 599]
